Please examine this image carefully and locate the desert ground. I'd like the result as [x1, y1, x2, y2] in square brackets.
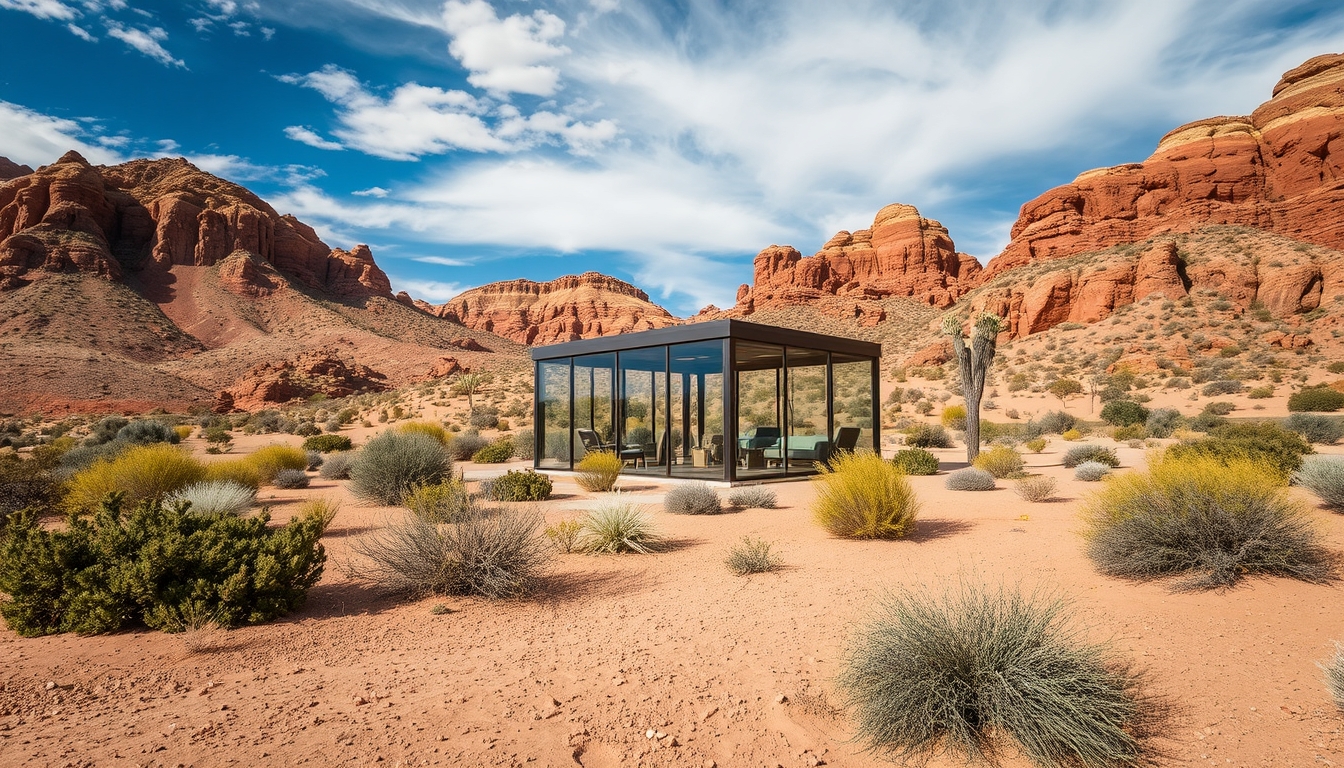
[2, 420, 1342, 768]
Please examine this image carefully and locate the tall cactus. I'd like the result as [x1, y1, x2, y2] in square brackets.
[942, 312, 1006, 463]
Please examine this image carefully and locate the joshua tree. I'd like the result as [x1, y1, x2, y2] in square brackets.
[942, 312, 1006, 463]
[451, 372, 489, 413]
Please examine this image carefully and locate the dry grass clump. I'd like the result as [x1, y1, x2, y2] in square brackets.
[728, 486, 778, 509]
[1293, 456, 1344, 511]
[246, 444, 308, 484]
[348, 505, 548, 599]
[725, 536, 782, 575]
[544, 519, 583, 553]
[1324, 643, 1344, 711]
[972, 445, 1024, 478]
[319, 451, 356, 480]
[665, 482, 724, 515]
[812, 451, 919, 539]
[576, 451, 623, 492]
[838, 580, 1163, 768]
[396, 420, 451, 445]
[165, 480, 255, 517]
[1083, 453, 1336, 591]
[1014, 476, 1058, 503]
[945, 467, 996, 491]
[204, 459, 263, 490]
[579, 500, 663, 554]
[65, 444, 206, 511]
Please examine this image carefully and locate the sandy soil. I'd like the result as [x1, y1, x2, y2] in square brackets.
[2, 433, 1343, 768]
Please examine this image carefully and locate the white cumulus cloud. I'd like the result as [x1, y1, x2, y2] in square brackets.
[0, 100, 122, 167]
[0, 0, 78, 20]
[442, 0, 569, 96]
[106, 21, 184, 67]
[386, 276, 473, 302]
[284, 125, 344, 151]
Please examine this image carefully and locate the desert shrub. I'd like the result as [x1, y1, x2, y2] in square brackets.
[349, 506, 548, 599]
[1024, 437, 1048, 453]
[302, 434, 352, 453]
[164, 481, 255, 517]
[1330, 362, 1344, 375]
[727, 486, 778, 509]
[469, 412, 500, 430]
[0, 454, 62, 524]
[1112, 424, 1146, 442]
[725, 536, 781, 575]
[1202, 380, 1244, 397]
[576, 451, 623, 492]
[1083, 453, 1335, 590]
[1288, 385, 1344, 412]
[838, 580, 1159, 767]
[245, 444, 308, 484]
[472, 439, 515, 464]
[1034, 410, 1078, 435]
[544, 519, 583, 553]
[1061, 428, 1083, 441]
[979, 421, 1022, 444]
[945, 468, 996, 491]
[892, 448, 939, 476]
[1248, 385, 1275, 399]
[489, 469, 552, 502]
[1286, 413, 1344, 445]
[905, 423, 952, 449]
[447, 432, 490, 462]
[203, 459, 262, 491]
[293, 422, 321, 437]
[85, 416, 129, 446]
[971, 445, 1024, 478]
[1203, 401, 1235, 416]
[580, 501, 664, 553]
[1063, 444, 1120, 469]
[1169, 422, 1312, 479]
[940, 404, 967, 431]
[1188, 410, 1226, 432]
[173, 425, 194, 441]
[396, 420, 451, 445]
[318, 451, 356, 480]
[1143, 408, 1181, 439]
[813, 452, 919, 539]
[664, 482, 724, 515]
[65, 444, 206, 512]
[512, 429, 535, 460]
[404, 478, 473, 523]
[1015, 475, 1057, 502]
[1294, 456, 1344, 511]
[349, 431, 452, 505]
[1325, 643, 1344, 710]
[272, 468, 310, 489]
[116, 420, 180, 445]
[1075, 462, 1113, 482]
[304, 451, 324, 472]
[1100, 400, 1149, 427]
[0, 496, 328, 635]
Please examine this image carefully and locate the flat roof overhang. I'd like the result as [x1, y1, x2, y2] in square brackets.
[529, 318, 882, 361]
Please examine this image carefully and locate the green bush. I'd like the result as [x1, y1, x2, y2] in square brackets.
[940, 404, 967, 431]
[1203, 401, 1235, 416]
[471, 439, 515, 464]
[1286, 413, 1344, 445]
[1032, 410, 1078, 435]
[945, 468, 996, 491]
[580, 501, 663, 553]
[0, 496, 328, 635]
[489, 470, 553, 502]
[1024, 437, 1048, 453]
[404, 478, 473, 523]
[1100, 401, 1149, 427]
[1062, 444, 1120, 469]
[1247, 385, 1275, 399]
[904, 423, 951, 449]
[350, 431, 452, 505]
[319, 451, 356, 480]
[245, 444, 308, 484]
[1202, 380, 1244, 396]
[512, 429, 535, 460]
[665, 482, 723, 515]
[1169, 422, 1313, 479]
[838, 580, 1160, 767]
[65, 444, 207, 512]
[446, 432, 490, 462]
[576, 451, 622, 492]
[1288, 385, 1344, 413]
[302, 434, 353, 453]
[892, 447, 939, 475]
[813, 452, 919, 539]
[0, 453, 62, 525]
[971, 445, 1024, 478]
[727, 486, 777, 509]
[1294, 456, 1344, 511]
[1112, 424, 1146, 441]
[1144, 408, 1181, 438]
[1083, 453, 1335, 590]
[724, 537, 781, 575]
[116, 420, 180, 445]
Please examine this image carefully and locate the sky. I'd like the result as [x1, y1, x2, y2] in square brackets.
[2, 1, 1344, 315]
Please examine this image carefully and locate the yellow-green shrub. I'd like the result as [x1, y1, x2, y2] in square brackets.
[1061, 428, 1083, 441]
[940, 404, 967, 431]
[971, 445, 1024, 478]
[203, 459, 263, 490]
[576, 451, 623, 492]
[812, 451, 919, 539]
[245, 444, 308, 484]
[396, 421, 451, 445]
[1024, 437, 1048, 453]
[65, 444, 206, 511]
[173, 425, 195, 441]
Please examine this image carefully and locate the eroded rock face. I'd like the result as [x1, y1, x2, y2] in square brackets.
[0, 152, 393, 299]
[434, 272, 679, 345]
[0, 157, 34, 182]
[227, 351, 389, 410]
[732, 204, 982, 313]
[981, 53, 1344, 281]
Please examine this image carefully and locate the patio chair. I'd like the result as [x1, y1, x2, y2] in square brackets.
[833, 426, 861, 453]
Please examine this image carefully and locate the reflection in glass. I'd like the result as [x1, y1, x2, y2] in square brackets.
[785, 347, 829, 472]
[735, 341, 784, 478]
[538, 360, 571, 468]
[670, 341, 725, 478]
[573, 353, 615, 459]
[619, 347, 668, 474]
[833, 354, 875, 453]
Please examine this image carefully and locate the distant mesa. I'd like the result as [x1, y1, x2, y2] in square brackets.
[435, 271, 679, 346]
[0, 156, 33, 182]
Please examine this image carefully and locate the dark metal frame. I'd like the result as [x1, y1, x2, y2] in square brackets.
[531, 319, 881, 482]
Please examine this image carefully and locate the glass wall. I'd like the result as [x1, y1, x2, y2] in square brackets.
[735, 341, 784, 479]
[785, 347, 829, 472]
[537, 360, 571, 469]
[573, 353, 615, 459]
[619, 347, 667, 475]
[833, 353, 875, 453]
[670, 340, 725, 479]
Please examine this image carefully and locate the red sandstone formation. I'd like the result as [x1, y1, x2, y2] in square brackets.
[435, 271, 679, 346]
[225, 351, 389, 411]
[0, 151, 393, 298]
[732, 204, 981, 314]
[0, 157, 33, 181]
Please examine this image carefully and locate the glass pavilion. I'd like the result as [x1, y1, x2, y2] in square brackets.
[532, 319, 881, 482]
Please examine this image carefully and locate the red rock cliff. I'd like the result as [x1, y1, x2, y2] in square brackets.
[435, 271, 679, 345]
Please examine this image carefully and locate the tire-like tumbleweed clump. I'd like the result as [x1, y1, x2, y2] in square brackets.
[727, 486, 777, 509]
[1014, 475, 1057, 503]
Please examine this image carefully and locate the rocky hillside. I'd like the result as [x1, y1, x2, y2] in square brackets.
[435, 271, 678, 346]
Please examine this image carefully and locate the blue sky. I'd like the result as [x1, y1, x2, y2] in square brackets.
[2, 0, 1344, 315]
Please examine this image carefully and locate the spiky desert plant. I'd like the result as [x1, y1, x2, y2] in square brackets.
[579, 500, 663, 554]
[1014, 475, 1057, 503]
[837, 579, 1162, 767]
[725, 536, 782, 575]
[451, 372, 489, 413]
[1293, 455, 1344, 511]
[942, 312, 1006, 463]
[727, 486, 778, 509]
[1323, 642, 1344, 711]
[165, 480, 256, 517]
[812, 451, 919, 539]
[664, 482, 724, 515]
